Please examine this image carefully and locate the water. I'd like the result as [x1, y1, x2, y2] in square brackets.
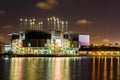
[0, 57, 120, 80]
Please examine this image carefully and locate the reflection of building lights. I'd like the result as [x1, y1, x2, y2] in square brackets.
[103, 57, 107, 80]
[110, 58, 113, 80]
[10, 58, 23, 80]
[97, 57, 100, 80]
[117, 57, 120, 80]
[53, 58, 63, 80]
[92, 57, 96, 80]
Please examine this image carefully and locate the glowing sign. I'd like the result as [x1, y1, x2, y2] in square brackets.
[79, 35, 90, 46]
[19, 40, 23, 48]
[51, 36, 62, 46]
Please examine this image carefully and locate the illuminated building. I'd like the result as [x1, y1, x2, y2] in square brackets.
[10, 17, 80, 54]
[4, 44, 11, 53]
[79, 35, 90, 47]
[11, 30, 51, 54]
[0, 41, 12, 53]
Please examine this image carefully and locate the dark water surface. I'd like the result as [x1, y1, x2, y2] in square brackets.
[0, 57, 120, 80]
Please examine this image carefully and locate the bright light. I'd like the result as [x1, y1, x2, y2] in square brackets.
[79, 35, 90, 46]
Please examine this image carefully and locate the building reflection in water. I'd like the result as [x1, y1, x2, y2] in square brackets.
[92, 57, 96, 80]
[97, 57, 100, 80]
[7, 57, 120, 80]
[110, 57, 113, 80]
[52, 58, 63, 80]
[51, 58, 70, 80]
[103, 57, 107, 80]
[10, 58, 23, 80]
[91, 57, 120, 80]
[117, 57, 120, 80]
[3, 58, 11, 80]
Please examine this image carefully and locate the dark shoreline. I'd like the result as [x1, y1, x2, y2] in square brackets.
[0, 53, 120, 57]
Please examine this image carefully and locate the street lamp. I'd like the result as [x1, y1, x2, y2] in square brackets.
[20, 18, 23, 32]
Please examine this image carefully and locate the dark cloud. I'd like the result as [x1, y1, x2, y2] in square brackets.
[0, 10, 6, 16]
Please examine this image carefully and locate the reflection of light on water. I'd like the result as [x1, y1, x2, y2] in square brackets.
[53, 58, 63, 80]
[10, 58, 23, 80]
[110, 57, 113, 80]
[103, 57, 107, 80]
[51, 58, 71, 80]
[4, 57, 9, 60]
[27, 57, 39, 61]
[46, 58, 52, 80]
[4, 58, 10, 80]
[7, 57, 120, 80]
[63, 58, 70, 80]
[26, 57, 39, 80]
[91, 57, 101, 80]
[92, 57, 95, 80]
[97, 57, 100, 80]
[117, 57, 120, 80]
[91, 57, 119, 80]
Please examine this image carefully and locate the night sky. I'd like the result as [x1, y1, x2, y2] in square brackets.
[0, 0, 120, 44]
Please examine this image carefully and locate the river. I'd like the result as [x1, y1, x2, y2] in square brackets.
[0, 57, 120, 80]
